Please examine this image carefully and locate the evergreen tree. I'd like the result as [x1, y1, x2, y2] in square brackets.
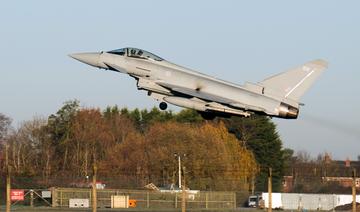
[222, 115, 284, 191]
[47, 99, 80, 171]
[174, 109, 203, 123]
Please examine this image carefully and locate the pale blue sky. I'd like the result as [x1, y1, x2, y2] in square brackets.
[1, 1, 359, 159]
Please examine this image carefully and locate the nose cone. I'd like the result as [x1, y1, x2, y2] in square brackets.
[69, 52, 101, 68]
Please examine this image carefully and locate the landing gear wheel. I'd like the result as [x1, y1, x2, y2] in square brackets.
[159, 102, 168, 110]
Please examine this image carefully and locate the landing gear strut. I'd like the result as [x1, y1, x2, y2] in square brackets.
[159, 102, 168, 110]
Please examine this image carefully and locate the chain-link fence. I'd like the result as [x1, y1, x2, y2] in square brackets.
[5, 188, 53, 207]
[52, 188, 236, 209]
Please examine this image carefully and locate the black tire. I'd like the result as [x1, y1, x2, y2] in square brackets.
[159, 102, 168, 110]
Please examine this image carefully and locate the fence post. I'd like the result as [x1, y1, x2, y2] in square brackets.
[147, 191, 150, 208]
[92, 164, 97, 212]
[50, 187, 57, 207]
[6, 166, 11, 212]
[6, 144, 10, 212]
[268, 167, 272, 212]
[205, 192, 209, 209]
[60, 190, 63, 207]
[233, 192, 237, 209]
[298, 194, 302, 211]
[175, 192, 178, 208]
[182, 166, 186, 212]
[352, 169, 356, 212]
[30, 190, 34, 207]
[89, 189, 92, 207]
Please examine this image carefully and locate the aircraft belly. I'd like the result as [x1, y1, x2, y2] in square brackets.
[137, 62, 281, 115]
[160, 72, 280, 114]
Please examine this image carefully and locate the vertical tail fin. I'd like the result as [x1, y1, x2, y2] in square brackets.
[259, 59, 328, 102]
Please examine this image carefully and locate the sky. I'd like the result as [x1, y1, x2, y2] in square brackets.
[1, 1, 359, 160]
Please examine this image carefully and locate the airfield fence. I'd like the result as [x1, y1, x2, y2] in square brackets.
[52, 188, 236, 209]
[4, 188, 53, 207]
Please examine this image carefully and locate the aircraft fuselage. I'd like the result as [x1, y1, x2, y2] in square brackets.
[70, 47, 327, 119]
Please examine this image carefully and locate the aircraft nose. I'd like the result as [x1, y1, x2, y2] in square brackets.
[69, 52, 101, 68]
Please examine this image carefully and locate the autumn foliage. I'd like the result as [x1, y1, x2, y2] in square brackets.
[0, 101, 258, 191]
[102, 121, 258, 190]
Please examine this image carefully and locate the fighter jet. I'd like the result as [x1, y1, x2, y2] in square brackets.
[69, 47, 327, 120]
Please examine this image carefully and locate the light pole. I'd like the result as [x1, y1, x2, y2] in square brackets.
[182, 166, 186, 212]
[174, 153, 186, 189]
[352, 169, 356, 212]
[92, 164, 97, 212]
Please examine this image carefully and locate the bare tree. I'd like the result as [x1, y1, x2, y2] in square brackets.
[296, 150, 313, 163]
[5, 117, 48, 175]
[0, 113, 11, 140]
[0, 113, 11, 172]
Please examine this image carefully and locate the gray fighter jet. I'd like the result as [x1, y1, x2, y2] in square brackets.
[69, 48, 327, 120]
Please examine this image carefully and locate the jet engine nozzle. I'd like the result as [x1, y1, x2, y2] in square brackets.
[278, 103, 299, 119]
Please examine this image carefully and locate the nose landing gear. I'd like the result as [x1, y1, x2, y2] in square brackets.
[159, 102, 168, 110]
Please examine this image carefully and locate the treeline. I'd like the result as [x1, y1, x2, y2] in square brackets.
[0, 100, 286, 191]
[282, 150, 360, 193]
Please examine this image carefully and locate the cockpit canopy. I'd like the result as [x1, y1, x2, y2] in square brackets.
[107, 48, 164, 61]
